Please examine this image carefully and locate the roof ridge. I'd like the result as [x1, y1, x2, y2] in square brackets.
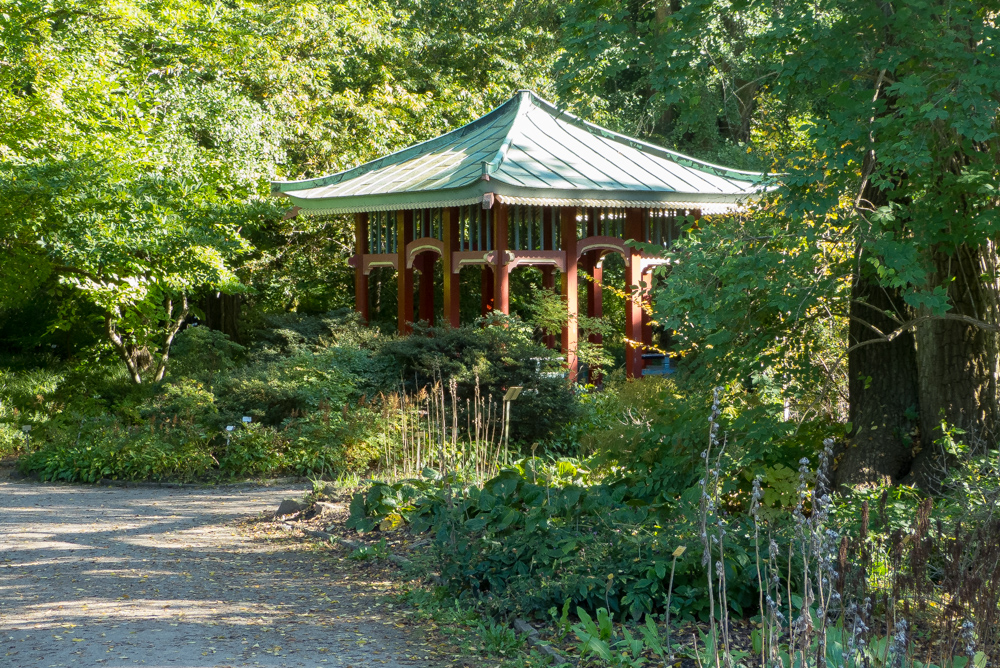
[523, 91, 767, 184]
[480, 90, 532, 181]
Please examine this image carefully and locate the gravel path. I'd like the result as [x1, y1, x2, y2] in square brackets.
[0, 481, 446, 668]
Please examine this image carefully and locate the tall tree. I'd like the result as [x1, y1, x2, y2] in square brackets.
[562, 0, 1000, 486]
[772, 0, 1000, 484]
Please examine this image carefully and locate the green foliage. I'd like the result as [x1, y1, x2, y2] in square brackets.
[215, 425, 286, 479]
[647, 210, 848, 427]
[168, 327, 246, 377]
[572, 607, 671, 668]
[556, 0, 779, 166]
[347, 461, 760, 621]
[17, 420, 218, 483]
[475, 621, 526, 657]
[347, 537, 390, 561]
[9, 313, 392, 481]
[0, 359, 63, 457]
[525, 285, 614, 373]
[142, 379, 219, 426]
[374, 313, 579, 443]
[0, 0, 562, 378]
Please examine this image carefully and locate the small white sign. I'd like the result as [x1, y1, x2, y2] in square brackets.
[21, 425, 31, 433]
[242, 416, 252, 423]
[226, 426, 235, 432]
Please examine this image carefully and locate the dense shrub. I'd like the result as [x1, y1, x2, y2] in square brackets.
[348, 461, 760, 621]
[374, 313, 580, 443]
[17, 420, 218, 482]
[168, 326, 246, 377]
[18, 411, 385, 482]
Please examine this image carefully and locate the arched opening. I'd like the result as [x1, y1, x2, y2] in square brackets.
[366, 266, 399, 332]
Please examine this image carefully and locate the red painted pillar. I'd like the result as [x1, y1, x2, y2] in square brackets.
[354, 212, 369, 323]
[481, 267, 495, 315]
[561, 207, 579, 381]
[625, 208, 645, 379]
[541, 267, 556, 290]
[416, 251, 435, 326]
[493, 203, 510, 314]
[396, 210, 414, 334]
[443, 207, 461, 328]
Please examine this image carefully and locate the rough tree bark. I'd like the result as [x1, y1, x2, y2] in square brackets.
[910, 242, 1000, 484]
[201, 292, 241, 342]
[837, 261, 922, 489]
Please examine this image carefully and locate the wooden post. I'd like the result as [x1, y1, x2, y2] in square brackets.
[443, 207, 460, 328]
[354, 212, 369, 323]
[493, 203, 510, 314]
[561, 207, 579, 381]
[625, 208, 645, 378]
[481, 267, 495, 315]
[416, 252, 435, 326]
[397, 210, 414, 334]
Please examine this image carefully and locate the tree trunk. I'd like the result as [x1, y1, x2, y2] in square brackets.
[910, 242, 1000, 485]
[106, 314, 147, 385]
[153, 293, 189, 383]
[201, 292, 241, 342]
[837, 262, 921, 489]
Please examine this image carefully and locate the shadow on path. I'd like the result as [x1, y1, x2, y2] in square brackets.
[0, 482, 448, 668]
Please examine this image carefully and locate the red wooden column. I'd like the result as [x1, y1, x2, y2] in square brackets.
[585, 256, 603, 326]
[561, 207, 579, 381]
[396, 210, 414, 334]
[625, 208, 645, 379]
[443, 207, 461, 328]
[416, 251, 435, 326]
[481, 268, 495, 315]
[493, 203, 510, 314]
[354, 212, 369, 323]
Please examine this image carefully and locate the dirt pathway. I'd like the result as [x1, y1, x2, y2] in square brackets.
[0, 481, 447, 668]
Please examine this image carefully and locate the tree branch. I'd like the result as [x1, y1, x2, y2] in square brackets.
[106, 314, 143, 384]
[153, 293, 189, 382]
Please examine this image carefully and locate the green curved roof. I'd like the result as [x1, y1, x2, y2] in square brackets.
[271, 91, 769, 215]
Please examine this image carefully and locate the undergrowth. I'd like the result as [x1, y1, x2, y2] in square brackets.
[347, 388, 1000, 668]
